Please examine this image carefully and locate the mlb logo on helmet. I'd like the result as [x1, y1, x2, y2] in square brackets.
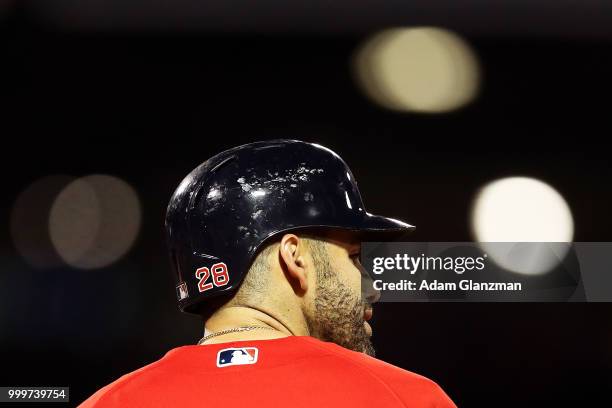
[217, 347, 259, 368]
[176, 282, 189, 300]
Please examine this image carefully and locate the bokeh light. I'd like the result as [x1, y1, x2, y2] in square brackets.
[471, 177, 574, 275]
[10, 175, 74, 268]
[353, 27, 480, 113]
[49, 175, 142, 269]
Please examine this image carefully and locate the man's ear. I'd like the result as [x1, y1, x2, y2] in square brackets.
[279, 234, 309, 292]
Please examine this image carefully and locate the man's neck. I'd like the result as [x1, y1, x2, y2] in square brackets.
[201, 305, 302, 345]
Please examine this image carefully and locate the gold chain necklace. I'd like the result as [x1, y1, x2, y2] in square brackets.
[197, 326, 278, 345]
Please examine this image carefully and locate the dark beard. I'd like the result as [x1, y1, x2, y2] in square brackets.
[306, 269, 376, 357]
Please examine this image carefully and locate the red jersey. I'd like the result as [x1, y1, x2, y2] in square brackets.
[80, 336, 456, 408]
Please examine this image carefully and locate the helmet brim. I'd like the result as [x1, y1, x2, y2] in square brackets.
[352, 213, 415, 241]
[273, 213, 414, 243]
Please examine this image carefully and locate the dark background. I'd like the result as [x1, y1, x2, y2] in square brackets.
[2, 2, 612, 406]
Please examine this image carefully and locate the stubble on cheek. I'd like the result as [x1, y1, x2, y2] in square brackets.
[306, 274, 375, 357]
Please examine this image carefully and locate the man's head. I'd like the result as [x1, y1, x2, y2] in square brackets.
[209, 229, 378, 355]
[165, 139, 413, 351]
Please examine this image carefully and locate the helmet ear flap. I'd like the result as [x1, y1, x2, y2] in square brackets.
[169, 248, 183, 283]
[196, 294, 232, 321]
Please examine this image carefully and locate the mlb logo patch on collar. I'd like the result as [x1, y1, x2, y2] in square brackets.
[217, 347, 259, 368]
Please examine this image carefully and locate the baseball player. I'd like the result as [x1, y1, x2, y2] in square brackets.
[80, 140, 456, 407]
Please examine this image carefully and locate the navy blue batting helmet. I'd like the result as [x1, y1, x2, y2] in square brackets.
[165, 139, 414, 314]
